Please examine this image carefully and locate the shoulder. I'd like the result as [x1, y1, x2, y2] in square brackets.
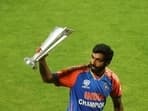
[105, 68, 122, 97]
[55, 64, 89, 87]
[104, 68, 120, 82]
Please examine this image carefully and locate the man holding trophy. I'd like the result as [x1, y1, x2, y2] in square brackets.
[24, 26, 124, 111]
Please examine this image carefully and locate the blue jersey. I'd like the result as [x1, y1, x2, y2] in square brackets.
[55, 65, 122, 111]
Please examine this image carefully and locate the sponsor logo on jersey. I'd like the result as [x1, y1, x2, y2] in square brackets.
[82, 79, 90, 89]
[84, 91, 104, 101]
[78, 91, 105, 109]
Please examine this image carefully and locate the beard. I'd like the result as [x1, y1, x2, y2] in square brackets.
[89, 64, 106, 74]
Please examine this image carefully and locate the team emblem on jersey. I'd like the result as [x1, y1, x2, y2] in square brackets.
[103, 83, 109, 91]
[82, 79, 90, 89]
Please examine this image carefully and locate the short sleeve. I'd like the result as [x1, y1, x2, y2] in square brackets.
[110, 73, 122, 97]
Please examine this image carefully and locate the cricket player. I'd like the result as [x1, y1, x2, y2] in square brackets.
[38, 43, 124, 111]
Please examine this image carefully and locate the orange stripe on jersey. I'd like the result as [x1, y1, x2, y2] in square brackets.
[57, 65, 89, 88]
[105, 68, 122, 97]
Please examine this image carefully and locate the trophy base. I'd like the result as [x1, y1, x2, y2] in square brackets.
[24, 57, 37, 69]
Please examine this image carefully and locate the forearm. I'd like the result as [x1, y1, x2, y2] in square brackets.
[114, 105, 123, 111]
[39, 58, 53, 83]
[112, 96, 124, 111]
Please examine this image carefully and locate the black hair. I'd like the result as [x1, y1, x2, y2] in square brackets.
[92, 43, 114, 65]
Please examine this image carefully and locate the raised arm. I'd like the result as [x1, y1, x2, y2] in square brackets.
[38, 57, 55, 83]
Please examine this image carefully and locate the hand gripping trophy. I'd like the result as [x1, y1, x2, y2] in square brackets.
[24, 26, 73, 69]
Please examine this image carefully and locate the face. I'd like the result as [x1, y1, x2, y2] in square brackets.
[90, 53, 106, 74]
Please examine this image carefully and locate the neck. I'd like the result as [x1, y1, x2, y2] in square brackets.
[90, 69, 105, 79]
[95, 69, 105, 77]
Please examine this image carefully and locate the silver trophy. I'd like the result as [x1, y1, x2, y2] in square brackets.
[24, 26, 73, 69]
